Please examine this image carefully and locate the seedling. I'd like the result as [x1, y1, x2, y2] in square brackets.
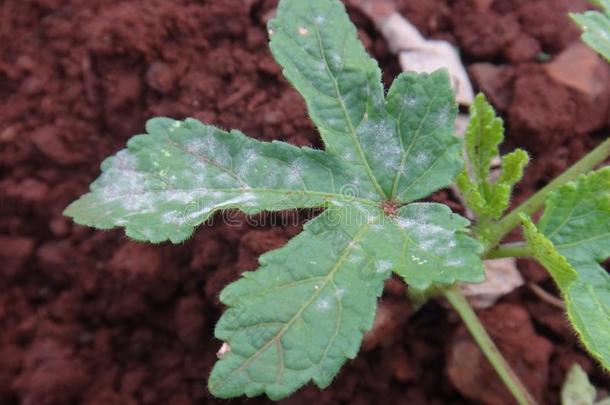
[65, 0, 610, 403]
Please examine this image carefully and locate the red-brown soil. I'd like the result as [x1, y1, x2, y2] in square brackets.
[0, 0, 609, 404]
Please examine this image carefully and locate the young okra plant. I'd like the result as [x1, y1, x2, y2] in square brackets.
[65, 0, 610, 403]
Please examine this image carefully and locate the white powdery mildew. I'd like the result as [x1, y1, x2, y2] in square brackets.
[162, 210, 184, 225]
[334, 287, 346, 299]
[121, 194, 156, 212]
[414, 152, 430, 166]
[315, 297, 331, 312]
[347, 253, 364, 264]
[434, 106, 451, 127]
[395, 217, 418, 230]
[313, 15, 325, 26]
[375, 260, 392, 274]
[287, 158, 306, 185]
[410, 255, 427, 265]
[444, 258, 464, 268]
[114, 150, 138, 171]
[330, 53, 342, 70]
[166, 190, 195, 204]
[186, 133, 233, 171]
[361, 119, 401, 171]
[402, 96, 417, 108]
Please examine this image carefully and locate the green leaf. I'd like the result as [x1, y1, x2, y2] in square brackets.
[385, 71, 462, 203]
[521, 215, 610, 370]
[465, 93, 504, 185]
[268, 0, 388, 198]
[571, 1, 610, 62]
[561, 364, 597, 405]
[521, 169, 610, 371]
[520, 215, 577, 289]
[389, 203, 484, 289]
[209, 204, 483, 399]
[208, 206, 391, 399]
[269, 0, 463, 201]
[538, 168, 610, 267]
[64, 117, 378, 243]
[458, 93, 529, 219]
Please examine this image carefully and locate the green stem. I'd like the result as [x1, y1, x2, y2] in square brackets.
[485, 242, 531, 259]
[444, 288, 538, 405]
[482, 137, 610, 254]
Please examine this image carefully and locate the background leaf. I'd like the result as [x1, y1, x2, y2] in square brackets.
[571, 1, 610, 62]
[521, 168, 610, 370]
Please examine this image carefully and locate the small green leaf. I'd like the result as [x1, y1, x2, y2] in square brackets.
[571, 1, 610, 62]
[458, 93, 529, 220]
[466, 93, 504, 185]
[455, 170, 488, 216]
[521, 168, 610, 371]
[561, 364, 597, 405]
[64, 117, 378, 243]
[498, 149, 529, 186]
[209, 203, 483, 399]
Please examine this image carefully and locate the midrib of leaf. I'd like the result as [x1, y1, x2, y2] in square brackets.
[209, 219, 373, 392]
[308, 6, 388, 200]
[556, 232, 610, 250]
[542, 193, 588, 240]
[390, 87, 440, 199]
[73, 187, 380, 209]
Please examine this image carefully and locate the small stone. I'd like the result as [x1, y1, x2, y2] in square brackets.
[544, 42, 608, 97]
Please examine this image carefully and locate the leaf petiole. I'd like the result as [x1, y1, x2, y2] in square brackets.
[444, 287, 539, 405]
[485, 242, 531, 259]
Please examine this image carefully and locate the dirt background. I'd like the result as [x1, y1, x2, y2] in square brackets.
[1, 0, 609, 404]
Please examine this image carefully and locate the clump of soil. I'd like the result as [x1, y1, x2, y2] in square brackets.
[0, 0, 608, 404]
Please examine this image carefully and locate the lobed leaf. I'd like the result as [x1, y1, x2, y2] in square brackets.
[522, 168, 610, 370]
[209, 203, 483, 399]
[269, 0, 463, 201]
[458, 94, 528, 220]
[64, 118, 378, 243]
[208, 206, 391, 399]
[465, 93, 504, 185]
[571, 1, 610, 62]
[269, 0, 388, 197]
